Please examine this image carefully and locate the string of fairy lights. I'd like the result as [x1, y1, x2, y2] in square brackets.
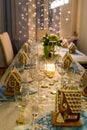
[15, 0, 29, 43]
[15, 0, 71, 45]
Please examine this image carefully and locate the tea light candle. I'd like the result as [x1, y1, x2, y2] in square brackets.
[45, 63, 55, 78]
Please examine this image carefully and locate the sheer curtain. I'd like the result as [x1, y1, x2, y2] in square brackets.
[2, 0, 29, 53]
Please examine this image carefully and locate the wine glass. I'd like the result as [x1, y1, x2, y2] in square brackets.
[56, 61, 66, 87]
[15, 95, 26, 125]
[29, 41, 38, 66]
[30, 98, 42, 130]
[14, 81, 30, 124]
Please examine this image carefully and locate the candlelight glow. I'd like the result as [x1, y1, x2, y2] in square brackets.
[45, 63, 55, 78]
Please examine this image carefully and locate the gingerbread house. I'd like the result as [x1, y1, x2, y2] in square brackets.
[62, 39, 68, 48]
[22, 42, 30, 56]
[68, 42, 77, 53]
[52, 83, 82, 126]
[4, 67, 22, 96]
[18, 50, 29, 66]
[62, 52, 73, 69]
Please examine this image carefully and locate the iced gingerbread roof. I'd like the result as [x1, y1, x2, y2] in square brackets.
[56, 83, 82, 114]
[22, 42, 30, 54]
[5, 67, 22, 85]
[68, 42, 77, 53]
[63, 52, 73, 62]
[62, 52, 73, 68]
[18, 49, 29, 65]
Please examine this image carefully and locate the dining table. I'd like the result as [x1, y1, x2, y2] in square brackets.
[0, 41, 87, 130]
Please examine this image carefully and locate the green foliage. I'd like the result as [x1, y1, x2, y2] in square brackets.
[41, 33, 61, 46]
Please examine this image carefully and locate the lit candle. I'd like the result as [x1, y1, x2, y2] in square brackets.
[45, 63, 55, 78]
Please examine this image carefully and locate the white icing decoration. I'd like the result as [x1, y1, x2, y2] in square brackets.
[56, 113, 64, 123]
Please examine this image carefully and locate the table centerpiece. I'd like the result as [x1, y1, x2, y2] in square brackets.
[41, 33, 61, 58]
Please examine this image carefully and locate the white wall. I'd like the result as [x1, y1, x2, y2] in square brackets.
[60, 0, 78, 38]
[60, 0, 87, 56]
[77, 0, 87, 55]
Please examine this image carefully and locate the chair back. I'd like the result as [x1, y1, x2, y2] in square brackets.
[0, 44, 6, 67]
[0, 32, 14, 66]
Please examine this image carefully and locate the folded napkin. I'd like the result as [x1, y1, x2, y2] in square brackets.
[58, 62, 80, 74]
[14, 63, 36, 70]
[69, 62, 81, 74]
[14, 111, 87, 130]
[25, 63, 36, 69]
[0, 85, 37, 103]
[74, 50, 84, 56]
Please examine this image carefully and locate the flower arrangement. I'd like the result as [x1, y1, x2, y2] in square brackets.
[41, 33, 61, 58]
[41, 33, 61, 46]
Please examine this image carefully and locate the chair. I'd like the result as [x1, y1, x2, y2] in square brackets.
[0, 32, 14, 67]
[0, 45, 6, 78]
[37, 29, 50, 41]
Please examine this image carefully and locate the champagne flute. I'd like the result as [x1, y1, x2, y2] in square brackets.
[15, 81, 30, 124]
[31, 98, 42, 130]
[56, 61, 65, 87]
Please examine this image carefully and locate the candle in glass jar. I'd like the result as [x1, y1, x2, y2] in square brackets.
[44, 63, 55, 78]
